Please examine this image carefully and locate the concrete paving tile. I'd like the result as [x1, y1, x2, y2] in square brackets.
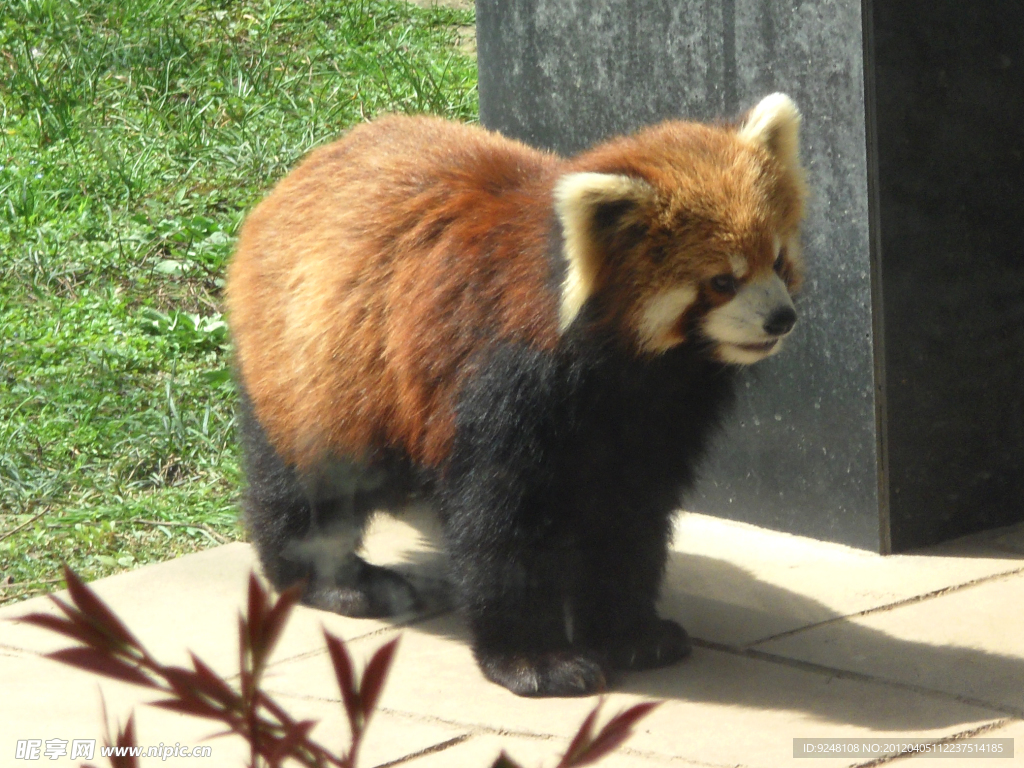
[754, 571, 1024, 715]
[396, 732, 709, 767]
[261, 614, 1004, 768]
[6, 509, 1021, 767]
[0, 648, 250, 766]
[0, 543, 258, 662]
[264, 695, 471, 768]
[663, 513, 1024, 648]
[0, 514, 448, 675]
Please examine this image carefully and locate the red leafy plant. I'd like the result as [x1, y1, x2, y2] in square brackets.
[18, 565, 659, 767]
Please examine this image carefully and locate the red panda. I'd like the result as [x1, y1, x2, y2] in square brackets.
[226, 94, 806, 697]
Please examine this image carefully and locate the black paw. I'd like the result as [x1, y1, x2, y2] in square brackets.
[304, 563, 421, 618]
[608, 618, 691, 670]
[476, 649, 608, 697]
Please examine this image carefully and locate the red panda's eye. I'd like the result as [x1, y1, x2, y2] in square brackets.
[709, 274, 738, 295]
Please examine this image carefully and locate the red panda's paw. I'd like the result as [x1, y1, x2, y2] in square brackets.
[475, 649, 608, 697]
[608, 618, 692, 671]
[303, 563, 421, 618]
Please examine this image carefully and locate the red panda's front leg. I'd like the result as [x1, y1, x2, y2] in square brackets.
[440, 344, 614, 696]
[441, 340, 705, 695]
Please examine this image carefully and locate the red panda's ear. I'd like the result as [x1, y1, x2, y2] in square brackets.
[553, 172, 655, 331]
[738, 93, 802, 176]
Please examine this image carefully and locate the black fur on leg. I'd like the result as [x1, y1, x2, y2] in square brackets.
[236, 385, 312, 592]
[607, 617, 692, 671]
[441, 331, 733, 695]
[236, 383, 424, 617]
[476, 649, 608, 697]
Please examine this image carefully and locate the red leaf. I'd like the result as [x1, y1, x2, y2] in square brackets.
[17, 611, 107, 648]
[237, 614, 252, 694]
[60, 565, 140, 649]
[245, 573, 267, 659]
[189, 652, 243, 707]
[149, 697, 229, 721]
[558, 701, 661, 767]
[45, 647, 154, 688]
[29, 599, 127, 654]
[324, 630, 359, 733]
[107, 712, 140, 768]
[557, 698, 600, 765]
[266, 718, 317, 763]
[358, 637, 399, 723]
[259, 582, 301, 663]
[161, 665, 205, 697]
[255, 689, 303, 727]
[159, 665, 236, 722]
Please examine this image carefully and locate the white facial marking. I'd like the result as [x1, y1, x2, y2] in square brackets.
[729, 254, 748, 279]
[703, 272, 796, 364]
[637, 286, 698, 352]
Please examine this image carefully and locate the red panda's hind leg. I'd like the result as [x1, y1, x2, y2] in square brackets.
[299, 551, 421, 618]
[237, 388, 422, 618]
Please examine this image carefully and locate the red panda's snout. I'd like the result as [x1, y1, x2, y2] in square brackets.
[703, 269, 799, 365]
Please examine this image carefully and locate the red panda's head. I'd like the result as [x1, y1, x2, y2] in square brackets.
[554, 93, 806, 365]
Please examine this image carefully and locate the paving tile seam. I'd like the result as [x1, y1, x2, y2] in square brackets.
[606, 744, 750, 767]
[0, 613, 453, 689]
[366, 704, 570, 741]
[0, 642, 36, 657]
[745, 565, 1024, 647]
[691, 638, 1024, 719]
[371, 734, 473, 768]
[368, 711, 748, 768]
[250, 607, 456, 679]
[850, 718, 1018, 767]
[252, 690, 515, 740]
[376, 705, 756, 768]
[259, 693, 747, 767]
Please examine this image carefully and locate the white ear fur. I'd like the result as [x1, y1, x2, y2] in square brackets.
[553, 172, 652, 331]
[737, 93, 801, 172]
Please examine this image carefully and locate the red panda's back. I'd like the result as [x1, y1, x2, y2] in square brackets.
[226, 116, 563, 472]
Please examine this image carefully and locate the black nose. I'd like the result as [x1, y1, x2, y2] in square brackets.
[764, 307, 797, 336]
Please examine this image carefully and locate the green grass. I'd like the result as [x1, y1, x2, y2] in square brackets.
[0, 0, 477, 604]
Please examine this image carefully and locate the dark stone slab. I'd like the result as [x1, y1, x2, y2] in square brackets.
[476, 0, 1024, 551]
[872, 0, 1024, 550]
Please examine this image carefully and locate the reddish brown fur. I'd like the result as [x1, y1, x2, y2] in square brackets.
[566, 122, 804, 345]
[227, 115, 802, 472]
[227, 117, 562, 470]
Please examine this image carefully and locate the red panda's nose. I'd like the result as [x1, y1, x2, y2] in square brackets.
[764, 306, 797, 336]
